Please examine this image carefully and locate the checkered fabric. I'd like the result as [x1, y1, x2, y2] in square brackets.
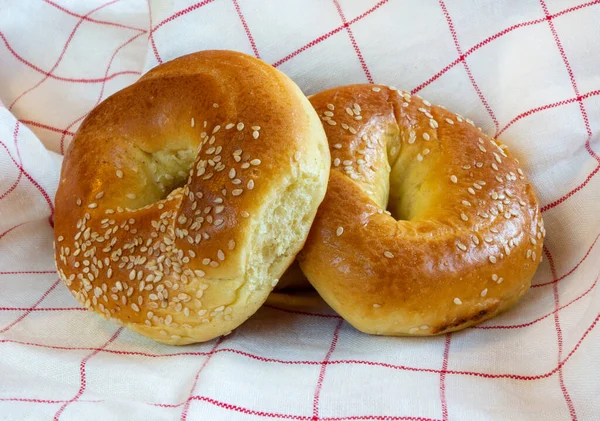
[1, 1, 599, 420]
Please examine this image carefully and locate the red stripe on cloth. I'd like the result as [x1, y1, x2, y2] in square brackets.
[8, 0, 123, 111]
[540, 0, 600, 164]
[412, 1, 600, 96]
[497, 88, 600, 136]
[438, 0, 499, 133]
[3, 312, 599, 382]
[149, 0, 217, 64]
[0, 397, 102, 404]
[0, 279, 60, 333]
[0, 307, 85, 312]
[231, 0, 260, 58]
[475, 272, 599, 329]
[42, 0, 146, 32]
[0, 222, 26, 242]
[19, 120, 74, 137]
[533, 231, 600, 288]
[272, 0, 389, 68]
[0, 123, 55, 225]
[332, 0, 374, 83]
[0, 112, 24, 200]
[544, 246, 579, 420]
[540, 164, 600, 213]
[155, 394, 444, 421]
[0, 270, 56, 275]
[313, 319, 343, 419]
[180, 337, 224, 420]
[59, 30, 146, 153]
[53, 328, 123, 420]
[0, 32, 139, 84]
[439, 335, 451, 421]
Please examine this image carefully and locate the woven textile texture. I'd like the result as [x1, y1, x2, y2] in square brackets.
[0, 1, 599, 420]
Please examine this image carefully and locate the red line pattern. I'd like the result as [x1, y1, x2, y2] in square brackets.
[1, 1, 600, 420]
[332, 0, 374, 84]
[439, 335, 451, 421]
[0, 280, 60, 333]
[52, 328, 123, 420]
[544, 246, 578, 420]
[438, 0, 499, 133]
[313, 319, 343, 419]
[231, 0, 260, 59]
[180, 337, 224, 420]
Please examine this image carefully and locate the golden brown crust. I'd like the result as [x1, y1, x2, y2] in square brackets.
[299, 84, 544, 335]
[54, 51, 330, 344]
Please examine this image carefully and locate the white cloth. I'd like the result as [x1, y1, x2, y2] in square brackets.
[1, 1, 599, 420]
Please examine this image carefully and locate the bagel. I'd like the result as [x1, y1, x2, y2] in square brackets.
[299, 84, 544, 335]
[53, 51, 330, 345]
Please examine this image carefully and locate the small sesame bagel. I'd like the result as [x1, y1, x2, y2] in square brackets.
[298, 84, 544, 336]
[54, 51, 330, 345]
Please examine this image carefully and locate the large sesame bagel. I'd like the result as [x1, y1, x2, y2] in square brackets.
[54, 51, 330, 345]
[298, 84, 544, 335]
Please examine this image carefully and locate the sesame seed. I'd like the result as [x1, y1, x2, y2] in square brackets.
[429, 119, 438, 129]
[237, 122, 244, 131]
[327, 104, 335, 111]
[373, 303, 382, 308]
[247, 180, 254, 190]
[294, 151, 302, 161]
[326, 120, 337, 126]
[471, 235, 480, 245]
[212, 125, 221, 134]
[468, 187, 476, 195]
[232, 189, 243, 196]
[460, 213, 468, 221]
[250, 159, 261, 166]
[252, 131, 259, 139]
[478, 144, 487, 153]
[454, 297, 462, 305]
[492, 163, 499, 171]
[489, 255, 497, 264]
[384, 251, 394, 258]
[462, 200, 471, 207]
[457, 242, 467, 251]
[88, 203, 97, 209]
[420, 325, 429, 330]
[492, 274, 498, 281]
[481, 289, 488, 297]
[336, 226, 344, 236]
[423, 148, 430, 155]
[493, 153, 502, 163]
[226, 123, 235, 130]
[532, 251, 537, 261]
[241, 211, 249, 218]
[126, 193, 136, 199]
[333, 143, 342, 149]
[131, 303, 140, 312]
[345, 107, 353, 116]
[324, 111, 334, 117]
[116, 170, 123, 178]
[527, 249, 532, 258]
[333, 158, 340, 166]
[217, 250, 225, 261]
[445, 118, 454, 125]
[417, 154, 423, 162]
[450, 175, 458, 183]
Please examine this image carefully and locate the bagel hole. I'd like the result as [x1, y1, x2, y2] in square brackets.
[133, 147, 196, 207]
[153, 149, 196, 202]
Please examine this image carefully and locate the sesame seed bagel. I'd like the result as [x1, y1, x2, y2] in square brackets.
[54, 50, 330, 345]
[298, 84, 544, 336]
